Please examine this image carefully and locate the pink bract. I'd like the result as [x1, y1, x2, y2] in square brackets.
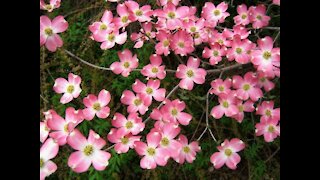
[173, 134, 201, 164]
[111, 112, 145, 135]
[141, 54, 166, 79]
[107, 128, 141, 154]
[40, 138, 59, 180]
[82, 89, 111, 120]
[232, 72, 263, 101]
[132, 79, 166, 105]
[40, 0, 61, 12]
[120, 90, 150, 115]
[110, 49, 139, 77]
[53, 73, 82, 104]
[161, 99, 192, 125]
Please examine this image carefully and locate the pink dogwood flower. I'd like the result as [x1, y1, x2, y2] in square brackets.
[111, 112, 145, 135]
[202, 43, 227, 65]
[201, 2, 230, 27]
[120, 90, 150, 115]
[176, 57, 207, 90]
[209, 78, 232, 96]
[113, 3, 132, 29]
[155, 30, 172, 56]
[82, 89, 111, 120]
[40, 121, 50, 143]
[158, 0, 181, 6]
[150, 108, 171, 130]
[107, 128, 141, 153]
[132, 79, 166, 105]
[93, 29, 127, 50]
[211, 91, 239, 119]
[232, 72, 263, 101]
[273, 0, 280, 6]
[40, 138, 59, 180]
[131, 22, 155, 48]
[170, 30, 195, 56]
[89, 10, 115, 35]
[40, 15, 68, 52]
[257, 72, 275, 92]
[125, 0, 153, 22]
[251, 36, 280, 78]
[232, 25, 251, 39]
[226, 35, 254, 64]
[210, 138, 245, 169]
[40, 0, 61, 12]
[233, 4, 250, 26]
[53, 73, 82, 104]
[255, 118, 280, 142]
[173, 134, 201, 164]
[67, 129, 111, 173]
[141, 54, 166, 79]
[231, 100, 255, 123]
[110, 49, 139, 77]
[134, 131, 170, 169]
[162, 99, 192, 125]
[209, 30, 232, 47]
[46, 107, 84, 145]
[256, 101, 280, 122]
[249, 5, 270, 29]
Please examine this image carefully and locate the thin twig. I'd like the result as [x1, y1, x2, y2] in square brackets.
[273, 31, 280, 44]
[264, 147, 280, 163]
[103, 144, 115, 151]
[40, 94, 49, 103]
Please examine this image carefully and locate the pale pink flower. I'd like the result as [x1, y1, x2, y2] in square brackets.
[201, 2, 230, 27]
[232, 25, 251, 39]
[93, 29, 127, 50]
[40, 15, 68, 52]
[255, 118, 280, 142]
[120, 90, 150, 115]
[232, 72, 263, 101]
[132, 79, 166, 105]
[231, 100, 255, 123]
[110, 49, 139, 77]
[40, 138, 59, 180]
[40, 0, 61, 12]
[40, 121, 50, 143]
[170, 30, 195, 56]
[134, 131, 170, 169]
[150, 108, 171, 130]
[155, 30, 172, 56]
[209, 30, 231, 47]
[249, 5, 270, 29]
[257, 72, 275, 92]
[158, 0, 181, 6]
[176, 57, 207, 90]
[233, 4, 250, 26]
[210, 138, 245, 169]
[273, 0, 280, 6]
[111, 112, 145, 135]
[53, 73, 82, 104]
[256, 101, 280, 122]
[125, 0, 153, 22]
[226, 35, 255, 64]
[209, 78, 232, 96]
[184, 18, 206, 45]
[202, 43, 227, 65]
[107, 128, 141, 153]
[46, 107, 84, 145]
[113, 3, 132, 29]
[89, 10, 115, 35]
[162, 99, 192, 125]
[82, 89, 111, 120]
[67, 129, 111, 173]
[141, 54, 166, 79]
[173, 134, 201, 164]
[211, 91, 239, 119]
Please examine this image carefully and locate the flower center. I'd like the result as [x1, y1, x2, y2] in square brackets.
[178, 42, 185, 48]
[123, 61, 130, 68]
[265, 109, 272, 117]
[45, 4, 53, 10]
[260, 77, 266, 82]
[93, 102, 101, 111]
[186, 70, 194, 78]
[238, 105, 244, 112]
[217, 39, 224, 45]
[218, 85, 225, 92]
[44, 28, 53, 36]
[222, 101, 229, 108]
[121, 137, 129, 144]
[135, 10, 143, 16]
[168, 12, 176, 19]
[236, 47, 243, 54]
[146, 147, 156, 156]
[151, 67, 159, 73]
[100, 24, 107, 30]
[183, 146, 190, 153]
[224, 148, 232, 156]
[190, 27, 196, 33]
[163, 39, 170, 47]
[64, 124, 69, 133]
[243, 84, 250, 91]
[108, 34, 115, 41]
[213, 50, 219, 57]
[213, 9, 221, 16]
[161, 137, 170, 146]
[67, 85, 74, 93]
[121, 16, 128, 23]
[134, 98, 142, 106]
[125, 121, 133, 129]
[241, 14, 247, 19]
[268, 125, 275, 133]
[145, 87, 153, 94]
[256, 15, 262, 20]
[83, 145, 94, 156]
[40, 158, 44, 168]
[171, 108, 178, 116]
[44, 126, 49, 131]
[263, 51, 272, 60]
[194, 33, 200, 39]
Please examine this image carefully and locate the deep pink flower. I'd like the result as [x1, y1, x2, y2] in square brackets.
[209, 30, 231, 47]
[120, 90, 150, 115]
[141, 54, 166, 79]
[111, 112, 145, 135]
[226, 35, 255, 64]
[176, 57, 207, 90]
[132, 79, 166, 105]
[255, 118, 280, 142]
[256, 101, 280, 122]
[40, 138, 59, 180]
[170, 30, 195, 56]
[210, 91, 239, 119]
[201, 2, 230, 27]
[257, 72, 275, 92]
[173, 134, 201, 164]
[53, 73, 82, 104]
[134, 132, 170, 169]
[67, 129, 111, 173]
[46, 107, 84, 145]
[82, 89, 111, 120]
[93, 29, 127, 50]
[155, 30, 172, 56]
[210, 138, 245, 169]
[40, 15, 68, 52]
[233, 4, 250, 26]
[232, 72, 263, 101]
[209, 78, 232, 96]
[125, 0, 153, 22]
[249, 5, 270, 29]
[89, 10, 115, 35]
[113, 3, 132, 29]
[107, 128, 141, 154]
[202, 43, 227, 65]
[40, 0, 61, 12]
[162, 99, 192, 125]
[184, 18, 205, 35]
[110, 49, 139, 77]
[40, 121, 50, 143]
[231, 100, 255, 123]
[251, 36, 280, 78]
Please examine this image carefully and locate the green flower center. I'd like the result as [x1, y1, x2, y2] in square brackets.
[123, 61, 130, 68]
[224, 148, 232, 156]
[236, 48, 243, 54]
[194, 33, 200, 39]
[146, 87, 153, 94]
[161, 137, 170, 146]
[40, 158, 44, 168]
[190, 27, 196, 33]
[260, 77, 266, 82]
[147, 147, 156, 156]
[222, 101, 229, 108]
[183, 146, 190, 153]
[121, 137, 129, 144]
[186, 70, 194, 78]
[134, 99, 142, 106]
[163, 40, 170, 47]
[93, 102, 101, 111]
[168, 12, 176, 19]
[135, 10, 143, 16]
[121, 16, 128, 23]
[151, 67, 158, 73]
[218, 85, 224, 92]
[108, 34, 115, 41]
[243, 84, 250, 91]
[241, 14, 247, 19]
[125, 121, 133, 129]
[268, 125, 275, 133]
[256, 15, 262, 20]
[213, 50, 219, 57]
[238, 105, 244, 112]
[44, 28, 53, 36]
[45, 4, 53, 10]
[83, 145, 94, 156]
[265, 109, 272, 117]
[178, 42, 185, 48]
[100, 24, 107, 30]
[64, 124, 69, 133]
[213, 10, 221, 16]
[217, 39, 224, 45]
[263, 51, 272, 60]
[171, 108, 178, 116]
[67, 85, 74, 93]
